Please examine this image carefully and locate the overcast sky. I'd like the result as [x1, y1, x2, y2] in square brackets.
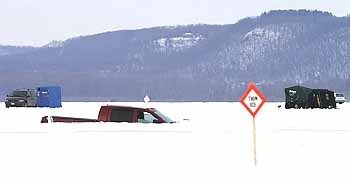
[0, 0, 349, 46]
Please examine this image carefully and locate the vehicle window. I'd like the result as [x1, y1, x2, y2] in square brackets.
[153, 109, 174, 123]
[336, 94, 344, 97]
[137, 111, 157, 123]
[12, 91, 27, 97]
[110, 109, 133, 122]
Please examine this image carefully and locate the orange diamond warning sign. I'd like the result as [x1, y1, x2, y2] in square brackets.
[240, 82, 267, 118]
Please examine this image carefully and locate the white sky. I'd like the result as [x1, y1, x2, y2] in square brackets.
[0, 0, 349, 46]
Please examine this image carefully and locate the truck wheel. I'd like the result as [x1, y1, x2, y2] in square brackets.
[5, 105, 9, 108]
[294, 104, 299, 109]
[285, 104, 290, 109]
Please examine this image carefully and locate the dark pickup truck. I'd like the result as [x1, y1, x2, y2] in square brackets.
[5, 89, 37, 108]
[41, 105, 175, 123]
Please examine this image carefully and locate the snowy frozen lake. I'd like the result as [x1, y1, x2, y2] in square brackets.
[0, 102, 350, 179]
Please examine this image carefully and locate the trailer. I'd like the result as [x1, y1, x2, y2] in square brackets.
[285, 86, 312, 109]
[310, 89, 336, 109]
[36, 86, 62, 108]
[285, 86, 336, 109]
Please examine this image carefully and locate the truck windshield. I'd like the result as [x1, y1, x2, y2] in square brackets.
[336, 94, 344, 97]
[9, 91, 27, 97]
[153, 109, 174, 123]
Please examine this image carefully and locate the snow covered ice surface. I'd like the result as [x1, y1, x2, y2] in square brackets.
[0, 102, 350, 179]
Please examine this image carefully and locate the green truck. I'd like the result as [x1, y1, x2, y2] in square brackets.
[285, 86, 336, 109]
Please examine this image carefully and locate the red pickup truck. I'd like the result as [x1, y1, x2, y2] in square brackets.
[41, 105, 175, 123]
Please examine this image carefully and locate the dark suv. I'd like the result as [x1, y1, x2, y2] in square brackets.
[5, 89, 37, 108]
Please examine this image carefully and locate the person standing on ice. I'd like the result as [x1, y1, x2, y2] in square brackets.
[144, 95, 150, 107]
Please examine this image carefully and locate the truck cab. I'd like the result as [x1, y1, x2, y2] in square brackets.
[335, 93, 346, 104]
[5, 89, 37, 108]
[97, 106, 174, 123]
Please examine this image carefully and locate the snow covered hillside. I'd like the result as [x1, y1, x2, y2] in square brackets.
[0, 102, 350, 179]
[2, 10, 350, 101]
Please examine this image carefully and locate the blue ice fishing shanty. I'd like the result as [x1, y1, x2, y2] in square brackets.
[36, 86, 62, 108]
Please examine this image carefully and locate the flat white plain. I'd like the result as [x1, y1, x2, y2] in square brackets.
[0, 102, 349, 179]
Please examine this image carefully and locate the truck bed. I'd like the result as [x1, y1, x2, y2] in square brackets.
[41, 116, 99, 123]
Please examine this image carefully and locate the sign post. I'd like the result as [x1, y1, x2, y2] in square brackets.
[240, 82, 266, 166]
